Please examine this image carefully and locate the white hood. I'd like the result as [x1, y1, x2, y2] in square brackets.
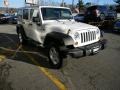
[44, 20, 98, 34]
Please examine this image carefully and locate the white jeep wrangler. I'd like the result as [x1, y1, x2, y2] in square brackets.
[16, 6, 106, 68]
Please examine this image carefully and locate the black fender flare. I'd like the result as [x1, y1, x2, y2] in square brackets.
[16, 24, 27, 39]
[16, 24, 24, 33]
[43, 32, 74, 47]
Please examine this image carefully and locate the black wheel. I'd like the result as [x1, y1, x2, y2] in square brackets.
[48, 44, 63, 69]
[100, 14, 105, 21]
[101, 44, 106, 50]
[18, 31, 23, 44]
[17, 29, 27, 45]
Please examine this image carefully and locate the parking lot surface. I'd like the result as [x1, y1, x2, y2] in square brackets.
[0, 25, 120, 90]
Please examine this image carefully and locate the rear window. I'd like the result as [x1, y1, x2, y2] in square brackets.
[98, 6, 108, 11]
[30, 9, 34, 18]
[23, 9, 29, 20]
[87, 6, 108, 11]
[87, 6, 97, 10]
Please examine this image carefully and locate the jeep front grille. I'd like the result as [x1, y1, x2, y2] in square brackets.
[81, 31, 96, 43]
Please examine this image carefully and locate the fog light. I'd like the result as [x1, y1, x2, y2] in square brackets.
[75, 42, 78, 45]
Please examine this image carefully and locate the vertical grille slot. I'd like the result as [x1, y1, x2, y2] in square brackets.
[80, 30, 97, 43]
[90, 32, 92, 41]
[88, 32, 90, 41]
[83, 33, 86, 42]
[81, 33, 83, 43]
[92, 31, 94, 40]
[86, 32, 88, 42]
[94, 31, 96, 39]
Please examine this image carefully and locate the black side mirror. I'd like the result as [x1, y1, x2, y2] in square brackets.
[32, 17, 40, 22]
[32, 17, 41, 26]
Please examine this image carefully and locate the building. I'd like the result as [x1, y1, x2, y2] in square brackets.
[0, 7, 17, 14]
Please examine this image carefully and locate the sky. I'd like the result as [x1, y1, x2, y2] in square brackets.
[0, 0, 116, 8]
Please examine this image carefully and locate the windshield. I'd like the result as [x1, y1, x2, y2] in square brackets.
[41, 8, 73, 20]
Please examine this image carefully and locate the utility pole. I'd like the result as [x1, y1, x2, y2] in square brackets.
[78, 0, 81, 12]
[62, 0, 64, 6]
[72, 0, 74, 10]
[78, 0, 83, 12]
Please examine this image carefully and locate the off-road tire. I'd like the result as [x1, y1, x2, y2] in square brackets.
[17, 28, 28, 45]
[48, 44, 63, 69]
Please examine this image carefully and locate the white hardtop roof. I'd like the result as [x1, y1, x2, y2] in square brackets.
[39, 6, 70, 9]
[19, 6, 70, 10]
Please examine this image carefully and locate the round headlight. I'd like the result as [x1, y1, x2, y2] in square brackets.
[74, 32, 80, 40]
[96, 29, 100, 34]
[100, 30, 104, 37]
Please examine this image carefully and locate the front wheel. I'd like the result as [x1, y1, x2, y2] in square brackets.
[48, 45, 63, 69]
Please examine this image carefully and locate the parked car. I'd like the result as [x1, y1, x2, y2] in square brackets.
[84, 5, 117, 22]
[9, 15, 18, 24]
[0, 13, 9, 24]
[74, 13, 84, 22]
[114, 20, 120, 32]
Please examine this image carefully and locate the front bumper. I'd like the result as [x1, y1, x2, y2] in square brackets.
[114, 26, 120, 31]
[64, 39, 107, 58]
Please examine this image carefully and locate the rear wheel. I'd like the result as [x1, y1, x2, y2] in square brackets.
[48, 44, 63, 69]
[17, 28, 27, 45]
[18, 32, 23, 44]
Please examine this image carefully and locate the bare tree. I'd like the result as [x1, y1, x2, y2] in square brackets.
[114, 0, 120, 4]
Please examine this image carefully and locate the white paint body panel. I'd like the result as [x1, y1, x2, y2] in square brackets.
[42, 20, 100, 47]
[19, 6, 101, 48]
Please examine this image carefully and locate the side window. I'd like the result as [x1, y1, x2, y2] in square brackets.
[30, 9, 34, 18]
[99, 6, 107, 11]
[33, 10, 38, 17]
[32, 9, 40, 22]
[23, 9, 29, 20]
[18, 9, 22, 21]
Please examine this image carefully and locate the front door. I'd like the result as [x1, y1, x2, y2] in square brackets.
[27, 9, 44, 44]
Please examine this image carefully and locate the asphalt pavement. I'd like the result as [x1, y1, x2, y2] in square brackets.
[0, 25, 120, 90]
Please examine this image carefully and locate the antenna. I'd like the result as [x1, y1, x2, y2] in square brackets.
[61, 0, 64, 6]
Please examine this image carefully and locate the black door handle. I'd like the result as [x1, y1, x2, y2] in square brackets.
[28, 23, 32, 25]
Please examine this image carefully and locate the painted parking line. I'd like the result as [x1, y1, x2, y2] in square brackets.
[4, 35, 16, 45]
[22, 49, 67, 90]
[0, 55, 6, 62]
[0, 34, 67, 90]
[0, 46, 67, 90]
[11, 44, 22, 59]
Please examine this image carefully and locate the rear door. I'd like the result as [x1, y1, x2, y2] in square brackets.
[22, 9, 31, 37]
